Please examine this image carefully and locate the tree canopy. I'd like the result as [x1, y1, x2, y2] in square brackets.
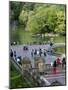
[10, 2, 66, 35]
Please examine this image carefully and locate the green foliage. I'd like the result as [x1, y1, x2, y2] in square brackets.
[10, 75, 32, 88]
[10, 28, 20, 43]
[26, 4, 65, 35]
[10, 1, 23, 21]
[22, 2, 35, 10]
[10, 1, 66, 34]
[10, 2, 66, 43]
[19, 10, 29, 29]
[55, 11, 65, 34]
[53, 47, 65, 54]
[10, 62, 38, 89]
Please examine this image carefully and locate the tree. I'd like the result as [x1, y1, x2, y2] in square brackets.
[10, 1, 24, 21]
[55, 11, 65, 35]
[26, 4, 65, 36]
[27, 5, 57, 34]
[19, 10, 28, 28]
[18, 3, 65, 36]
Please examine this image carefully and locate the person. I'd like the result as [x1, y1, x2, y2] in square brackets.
[13, 41, 16, 45]
[56, 57, 62, 72]
[31, 49, 34, 57]
[17, 56, 22, 65]
[23, 46, 28, 50]
[17, 57, 20, 63]
[39, 48, 42, 56]
[34, 49, 37, 55]
[56, 57, 61, 66]
[50, 42, 53, 46]
[14, 51, 16, 60]
[18, 56, 21, 60]
[62, 57, 66, 68]
[37, 50, 39, 55]
[44, 49, 46, 56]
[50, 38, 54, 46]
[10, 49, 13, 58]
[53, 60, 57, 74]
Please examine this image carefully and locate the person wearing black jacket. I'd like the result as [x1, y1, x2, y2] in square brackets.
[10, 49, 13, 58]
[53, 60, 57, 74]
[14, 51, 16, 60]
[62, 57, 66, 68]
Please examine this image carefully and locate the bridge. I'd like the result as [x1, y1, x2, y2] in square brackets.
[40, 72, 66, 86]
[10, 42, 66, 86]
[10, 57, 66, 86]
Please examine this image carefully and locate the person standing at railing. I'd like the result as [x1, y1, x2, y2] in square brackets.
[14, 51, 16, 60]
[10, 49, 13, 58]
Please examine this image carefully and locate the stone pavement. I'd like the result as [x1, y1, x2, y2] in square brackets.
[40, 72, 66, 86]
[10, 44, 62, 68]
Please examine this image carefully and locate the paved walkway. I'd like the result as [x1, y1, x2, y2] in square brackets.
[10, 44, 65, 67]
[40, 72, 66, 86]
[10, 55, 66, 86]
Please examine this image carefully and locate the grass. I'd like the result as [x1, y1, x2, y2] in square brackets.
[53, 47, 65, 54]
[53, 35, 65, 43]
[10, 74, 21, 80]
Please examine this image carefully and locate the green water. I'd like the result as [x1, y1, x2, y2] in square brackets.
[10, 26, 65, 44]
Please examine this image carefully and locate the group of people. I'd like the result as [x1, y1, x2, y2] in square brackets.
[10, 49, 16, 59]
[31, 48, 46, 57]
[53, 57, 66, 74]
[10, 45, 66, 75]
[10, 49, 21, 64]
